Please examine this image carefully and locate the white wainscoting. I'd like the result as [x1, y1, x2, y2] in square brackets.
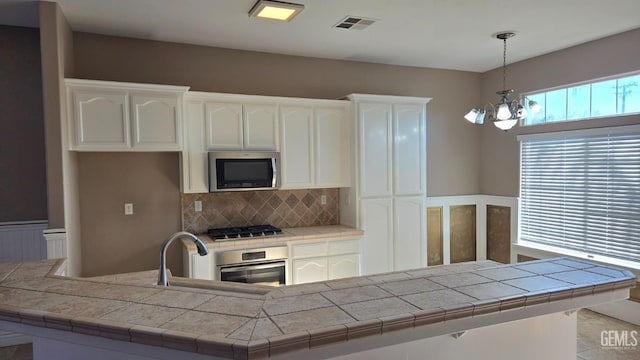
[425, 195, 518, 265]
[0, 221, 48, 263]
[43, 228, 67, 260]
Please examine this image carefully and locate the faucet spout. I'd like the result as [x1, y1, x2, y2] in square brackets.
[158, 231, 209, 286]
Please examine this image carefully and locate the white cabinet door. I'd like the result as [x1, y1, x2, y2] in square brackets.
[243, 104, 278, 150]
[315, 106, 348, 187]
[280, 106, 314, 188]
[393, 104, 425, 195]
[72, 90, 129, 149]
[359, 103, 392, 197]
[205, 102, 243, 150]
[190, 253, 213, 280]
[328, 254, 360, 280]
[360, 198, 393, 275]
[393, 196, 425, 271]
[291, 258, 328, 284]
[182, 100, 209, 193]
[131, 95, 181, 150]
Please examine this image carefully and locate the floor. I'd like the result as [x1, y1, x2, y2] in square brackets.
[577, 309, 639, 360]
[0, 309, 637, 359]
[0, 342, 32, 360]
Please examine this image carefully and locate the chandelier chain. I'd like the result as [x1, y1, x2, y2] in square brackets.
[502, 37, 507, 92]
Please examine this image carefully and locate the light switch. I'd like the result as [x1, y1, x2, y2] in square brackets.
[124, 203, 133, 215]
[194, 200, 202, 212]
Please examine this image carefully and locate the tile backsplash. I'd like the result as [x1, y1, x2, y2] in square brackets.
[182, 189, 339, 234]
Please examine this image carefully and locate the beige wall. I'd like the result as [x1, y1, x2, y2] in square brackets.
[0, 25, 46, 222]
[78, 152, 182, 277]
[479, 28, 640, 196]
[39, 1, 68, 228]
[39, 1, 82, 275]
[72, 32, 483, 197]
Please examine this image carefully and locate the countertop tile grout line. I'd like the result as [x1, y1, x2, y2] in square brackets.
[317, 292, 359, 323]
[257, 309, 285, 337]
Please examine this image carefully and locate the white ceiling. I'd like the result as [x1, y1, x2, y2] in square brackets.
[2, 0, 640, 72]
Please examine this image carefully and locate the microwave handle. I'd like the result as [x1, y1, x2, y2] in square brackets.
[272, 157, 278, 188]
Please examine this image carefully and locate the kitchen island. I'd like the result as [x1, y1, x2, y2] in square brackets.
[0, 257, 635, 359]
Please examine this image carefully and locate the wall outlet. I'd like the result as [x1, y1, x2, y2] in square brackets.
[124, 203, 133, 215]
[320, 195, 327, 205]
[194, 200, 202, 212]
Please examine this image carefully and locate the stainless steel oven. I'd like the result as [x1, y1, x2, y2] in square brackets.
[214, 246, 287, 286]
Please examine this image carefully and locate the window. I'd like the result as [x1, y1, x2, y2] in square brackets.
[518, 125, 640, 265]
[523, 72, 640, 126]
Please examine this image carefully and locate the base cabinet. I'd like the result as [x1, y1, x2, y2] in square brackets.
[288, 237, 361, 285]
[291, 257, 328, 284]
[328, 254, 360, 280]
[359, 198, 393, 275]
[183, 237, 361, 284]
[393, 196, 426, 271]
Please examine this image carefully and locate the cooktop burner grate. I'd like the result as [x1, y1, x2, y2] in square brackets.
[207, 224, 283, 240]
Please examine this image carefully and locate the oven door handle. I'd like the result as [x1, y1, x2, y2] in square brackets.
[219, 262, 285, 273]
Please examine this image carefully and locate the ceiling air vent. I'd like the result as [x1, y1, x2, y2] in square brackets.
[333, 16, 377, 30]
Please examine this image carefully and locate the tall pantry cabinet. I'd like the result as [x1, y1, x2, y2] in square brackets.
[343, 94, 430, 275]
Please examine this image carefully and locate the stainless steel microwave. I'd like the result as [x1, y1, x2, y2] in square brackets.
[208, 151, 280, 192]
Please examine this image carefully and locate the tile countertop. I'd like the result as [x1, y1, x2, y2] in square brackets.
[0, 257, 636, 359]
[183, 225, 365, 252]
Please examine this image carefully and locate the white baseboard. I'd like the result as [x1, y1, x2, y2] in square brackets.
[587, 300, 640, 326]
[0, 330, 31, 347]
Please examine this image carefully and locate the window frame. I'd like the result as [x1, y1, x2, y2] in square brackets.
[521, 70, 640, 127]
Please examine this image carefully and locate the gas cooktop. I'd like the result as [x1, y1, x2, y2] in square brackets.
[207, 224, 283, 241]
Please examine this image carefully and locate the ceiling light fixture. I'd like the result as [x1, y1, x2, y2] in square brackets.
[465, 32, 542, 131]
[248, 0, 304, 22]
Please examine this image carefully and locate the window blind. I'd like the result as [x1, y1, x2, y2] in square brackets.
[519, 127, 640, 263]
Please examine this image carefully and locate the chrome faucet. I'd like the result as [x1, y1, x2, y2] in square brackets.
[158, 231, 209, 286]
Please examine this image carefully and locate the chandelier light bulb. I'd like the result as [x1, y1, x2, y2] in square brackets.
[517, 104, 527, 118]
[494, 119, 518, 131]
[464, 109, 479, 123]
[496, 103, 512, 120]
[529, 100, 542, 114]
[476, 109, 486, 124]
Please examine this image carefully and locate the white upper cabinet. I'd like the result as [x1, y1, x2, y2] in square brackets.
[183, 92, 350, 193]
[359, 102, 393, 197]
[182, 99, 209, 194]
[393, 103, 426, 195]
[66, 79, 188, 151]
[72, 91, 129, 149]
[131, 94, 181, 150]
[279, 102, 350, 189]
[243, 104, 278, 150]
[205, 102, 243, 150]
[280, 106, 314, 188]
[205, 102, 278, 151]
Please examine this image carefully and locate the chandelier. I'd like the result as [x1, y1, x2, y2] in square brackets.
[464, 32, 541, 131]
